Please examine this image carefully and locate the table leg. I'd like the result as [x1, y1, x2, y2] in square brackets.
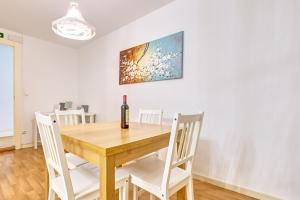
[100, 155, 116, 200]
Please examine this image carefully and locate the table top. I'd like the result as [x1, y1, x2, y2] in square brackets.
[61, 122, 171, 156]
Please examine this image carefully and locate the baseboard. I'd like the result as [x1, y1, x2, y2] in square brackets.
[0, 136, 15, 147]
[193, 173, 281, 200]
[0, 146, 15, 152]
[21, 143, 34, 148]
[21, 142, 42, 149]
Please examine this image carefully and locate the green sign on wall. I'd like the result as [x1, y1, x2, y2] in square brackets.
[0, 32, 4, 38]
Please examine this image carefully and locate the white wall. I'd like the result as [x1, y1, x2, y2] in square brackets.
[21, 36, 79, 144]
[78, 0, 300, 199]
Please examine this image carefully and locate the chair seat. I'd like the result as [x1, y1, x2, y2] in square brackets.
[65, 153, 88, 169]
[123, 156, 190, 198]
[52, 163, 129, 200]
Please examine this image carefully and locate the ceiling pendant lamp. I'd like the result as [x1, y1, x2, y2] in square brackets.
[52, 2, 96, 40]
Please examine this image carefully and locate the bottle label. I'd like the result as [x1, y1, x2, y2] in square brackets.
[125, 109, 129, 125]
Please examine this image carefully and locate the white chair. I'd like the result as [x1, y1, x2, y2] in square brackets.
[55, 108, 87, 169]
[55, 108, 86, 127]
[139, 109, 163, 125]
[137, 109, 164, 159]
[124, 112, 204, 200]
[54, 109, 88, 169]
[35, 112, 129, 200]
[135, 109, 164, 197]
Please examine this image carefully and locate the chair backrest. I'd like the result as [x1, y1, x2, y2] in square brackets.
[35, 112, 74, 200]
[162, 112, 204, 191]
[138, 109, 163, 125]
[55, 108, 86, 127]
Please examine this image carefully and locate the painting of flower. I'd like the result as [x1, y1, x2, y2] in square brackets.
[119, 31, 183, 85]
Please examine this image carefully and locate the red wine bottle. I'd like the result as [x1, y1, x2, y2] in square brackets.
[121, 95, 129, 129]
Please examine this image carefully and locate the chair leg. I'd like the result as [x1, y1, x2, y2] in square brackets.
[122, 180, 129, 200]
[119, 187, 123, 200]
[186, 178, 194, 200]
[133, 185, 138, 200]
[48, 188, 55, 200]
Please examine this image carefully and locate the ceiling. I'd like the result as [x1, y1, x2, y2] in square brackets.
[0, 0, 174, 48]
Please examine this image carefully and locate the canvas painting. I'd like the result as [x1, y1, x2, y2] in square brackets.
[119, 31, 183, 85]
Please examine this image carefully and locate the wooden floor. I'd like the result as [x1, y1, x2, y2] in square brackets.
[0, 148, 256, 200]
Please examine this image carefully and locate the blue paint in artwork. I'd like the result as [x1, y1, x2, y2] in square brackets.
[146, 32, 183, 81]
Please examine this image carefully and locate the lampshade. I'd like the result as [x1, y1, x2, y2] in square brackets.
[52, 2, 96, 40]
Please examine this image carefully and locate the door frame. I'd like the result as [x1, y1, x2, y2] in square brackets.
[0, 38, 22, 149]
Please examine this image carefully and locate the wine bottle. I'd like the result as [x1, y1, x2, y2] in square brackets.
[121, 95, 129, 129]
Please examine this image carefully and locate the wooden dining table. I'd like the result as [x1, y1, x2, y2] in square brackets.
[59, 121, 187, 200]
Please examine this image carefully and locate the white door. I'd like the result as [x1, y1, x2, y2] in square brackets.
[0, 44, 14, 147]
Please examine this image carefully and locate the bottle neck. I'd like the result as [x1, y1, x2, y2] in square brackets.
[123, 95, 127, 104]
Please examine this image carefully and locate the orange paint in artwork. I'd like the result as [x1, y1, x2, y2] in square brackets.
[119, 43, 149, 83]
